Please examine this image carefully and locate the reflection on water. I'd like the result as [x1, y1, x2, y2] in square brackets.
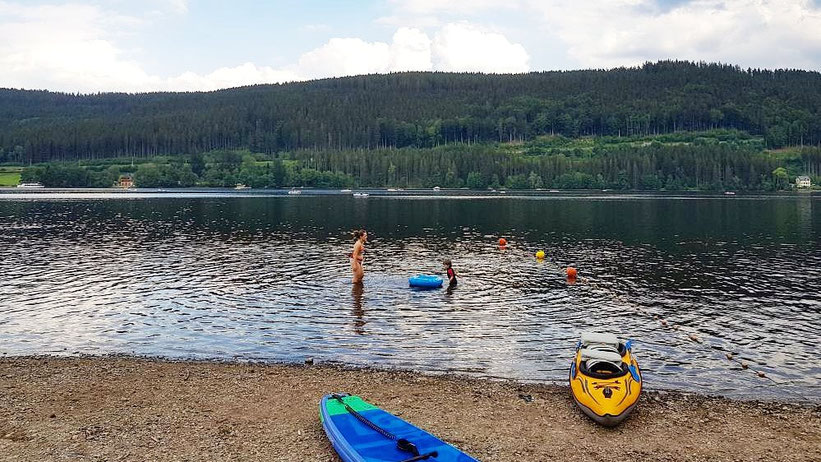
[0, 192, 819, 401]
[351, 284, 365, 336]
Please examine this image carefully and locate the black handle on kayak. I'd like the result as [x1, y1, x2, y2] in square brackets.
[399, 451, 438, 462]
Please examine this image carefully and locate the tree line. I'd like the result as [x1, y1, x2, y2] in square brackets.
[20, 142, 821, 191]
[20, 150, 356, 189]
[1, 61, 820, 164]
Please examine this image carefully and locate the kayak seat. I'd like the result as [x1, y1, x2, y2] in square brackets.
[579, 341, 628, 379]
[581, 332, 619, 348]
[581, 332, 627, 356]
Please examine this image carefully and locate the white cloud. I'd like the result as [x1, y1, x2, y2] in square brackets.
[390, 27, 433, 71]
[166, 63, 300, 92]
[0, 2, 155, 92]
[294, 27, 433, 78]
[0, 0, 528, 93]
[1, 0, 818, 94]
[297, 38, 392, 78]
[433, 23, 529, 73]
[384, 0, 821, 70]
[524, 0, 821, 69]
[296, 24, 527, 78]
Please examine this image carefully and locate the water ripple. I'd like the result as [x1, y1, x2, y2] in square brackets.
[0, 193, 818, 401]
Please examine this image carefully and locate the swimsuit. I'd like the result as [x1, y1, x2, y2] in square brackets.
[447, 267, 457, 285]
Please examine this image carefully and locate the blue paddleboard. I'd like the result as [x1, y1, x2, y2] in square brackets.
[320, 393, 478, 462]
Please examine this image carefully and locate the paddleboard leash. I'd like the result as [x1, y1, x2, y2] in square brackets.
[330, 394, 439, 461]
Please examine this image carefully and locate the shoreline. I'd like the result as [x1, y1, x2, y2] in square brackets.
[3, 352, 817, 406]
[1, 186, 818, 195]
[1, 357, 818, 461]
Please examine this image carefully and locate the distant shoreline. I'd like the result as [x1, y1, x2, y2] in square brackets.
[0, 187, 817, 196]
[1, 356, 818, 461]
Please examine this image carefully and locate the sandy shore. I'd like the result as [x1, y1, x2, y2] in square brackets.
[0, 357, 818, 462]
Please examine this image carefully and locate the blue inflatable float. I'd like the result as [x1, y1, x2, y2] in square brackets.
[408, 274, 443, 289]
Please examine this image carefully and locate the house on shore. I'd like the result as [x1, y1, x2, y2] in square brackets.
[795, 176, 812, 189]
[117, 175, 134, 189]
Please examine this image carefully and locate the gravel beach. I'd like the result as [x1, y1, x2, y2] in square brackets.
[1, 357, 818, 461]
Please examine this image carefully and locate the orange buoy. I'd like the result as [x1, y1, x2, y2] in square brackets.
[499, 238, 507, 247]
[566, 267, 578, 278]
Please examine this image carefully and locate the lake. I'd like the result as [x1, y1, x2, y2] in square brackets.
[0, 190, 819, 401]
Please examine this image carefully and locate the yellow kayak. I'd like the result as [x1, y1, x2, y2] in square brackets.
[569, 332, 642, 426]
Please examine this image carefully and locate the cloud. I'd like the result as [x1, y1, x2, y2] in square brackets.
[165, 63, 300, 92]
[297, 38, 392, 79]
[0, 0, 528, 94]
[525, 0, 821, 69]
[390, 27, 433, 71]
[384, 0, 821, 70]
[0, 2, 154, 92]
[433, 23, 529, 73]
[297, 24, 526, 78]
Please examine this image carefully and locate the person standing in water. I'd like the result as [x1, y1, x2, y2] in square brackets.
[350, 229, 367, 284]
[443, 259, 457, 286]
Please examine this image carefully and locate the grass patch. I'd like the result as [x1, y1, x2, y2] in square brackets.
[0, 172, 21, 186]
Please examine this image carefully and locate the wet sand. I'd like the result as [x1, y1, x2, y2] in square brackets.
[0, 357, 818, 461]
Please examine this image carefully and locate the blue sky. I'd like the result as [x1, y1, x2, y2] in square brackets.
[1, 0, 820, 93]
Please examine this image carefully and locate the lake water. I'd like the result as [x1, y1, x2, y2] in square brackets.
[1, 190, 819, 401]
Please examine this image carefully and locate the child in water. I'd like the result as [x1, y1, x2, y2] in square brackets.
[443, 259, 457, 286]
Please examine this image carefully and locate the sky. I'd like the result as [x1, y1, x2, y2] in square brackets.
[1, 0, 820, 93]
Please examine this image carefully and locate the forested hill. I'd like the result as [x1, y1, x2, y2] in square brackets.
[1, 60, 820, 163]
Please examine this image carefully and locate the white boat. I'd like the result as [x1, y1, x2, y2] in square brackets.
[433, 186, 441, 191]
[234, 183, 250, 190]
[340, 189, 352, 193]
[17, 182, 44, 188]
[724, 191, 736, 196]
[287, 189, 302, 195]
[549, 189, 560, 193]
[387, 188, 397, 192]
[353, 192, 369, 198]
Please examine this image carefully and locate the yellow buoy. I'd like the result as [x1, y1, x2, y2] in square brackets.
[535, 250, 545, 259]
